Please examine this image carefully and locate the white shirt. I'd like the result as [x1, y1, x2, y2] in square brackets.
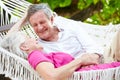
[38, 16, 103, 58]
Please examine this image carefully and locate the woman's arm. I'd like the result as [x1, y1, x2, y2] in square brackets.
[7, 11, 28, 34]
[34, 54, 98, 80]
[36, 59, 80, 80]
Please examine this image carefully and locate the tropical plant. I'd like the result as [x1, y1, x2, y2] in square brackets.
[26, 0, 120, 25]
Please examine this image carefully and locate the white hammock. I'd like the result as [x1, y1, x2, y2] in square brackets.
[0, 0, 31, 26]
[0, 0, 120, 80]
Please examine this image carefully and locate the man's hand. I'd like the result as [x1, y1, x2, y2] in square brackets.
[79, 53, 100, 66]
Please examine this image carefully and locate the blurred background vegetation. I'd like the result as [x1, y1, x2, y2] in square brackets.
[26, 0, 120, 25]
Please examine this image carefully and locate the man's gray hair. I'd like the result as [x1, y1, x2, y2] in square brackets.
[0, 32, 27, 59]
[27, 3, 53, 20]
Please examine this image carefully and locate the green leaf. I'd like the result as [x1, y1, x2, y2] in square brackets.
[93, 0, 99, 4]
[59, 0, 72, 7]
[78, 0, 93, 10]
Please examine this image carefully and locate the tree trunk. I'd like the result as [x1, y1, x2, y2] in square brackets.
[70, 1, 103, 21]
[54, 1, 103, 21]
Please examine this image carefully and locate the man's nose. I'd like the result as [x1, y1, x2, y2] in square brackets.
[38, 24, 44, 31]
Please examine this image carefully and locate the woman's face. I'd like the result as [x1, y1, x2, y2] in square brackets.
[20, 36, 43, 53]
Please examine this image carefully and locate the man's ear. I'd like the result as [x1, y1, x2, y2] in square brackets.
[50, 16, 54, 24]
[20, 43, 29, 51]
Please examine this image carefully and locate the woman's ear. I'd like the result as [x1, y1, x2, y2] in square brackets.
[20, 43, 29, 51]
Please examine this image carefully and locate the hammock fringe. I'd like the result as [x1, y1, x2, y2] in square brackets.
[0, 47, 42, 80]
[69, 67, 120, 80]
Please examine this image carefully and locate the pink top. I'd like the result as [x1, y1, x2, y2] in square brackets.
[78, 62, 120, 71]
[28, 50, 120, 71]
[28, 50, 74, 69]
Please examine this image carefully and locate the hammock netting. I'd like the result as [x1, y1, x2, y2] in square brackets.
[0, 0, 120, 80]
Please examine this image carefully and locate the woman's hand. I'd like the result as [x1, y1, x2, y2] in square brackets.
[7, 8, 29, 35]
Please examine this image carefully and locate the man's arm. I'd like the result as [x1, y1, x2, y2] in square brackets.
[74, 25, 104, 63]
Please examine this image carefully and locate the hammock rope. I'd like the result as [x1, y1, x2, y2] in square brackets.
[0, 47, 42, 80]
[0, 0, 120, 80]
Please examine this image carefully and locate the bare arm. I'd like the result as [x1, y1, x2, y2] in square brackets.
[35, 54, 98, 80]
[25, 37, 100, 80]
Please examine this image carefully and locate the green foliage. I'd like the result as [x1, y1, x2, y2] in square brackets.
[27, 0, 35, 3]
[93, 0, 99, 4]
[27, 0, 120, 25]
[78, 0, 93, 10]
[78, 0, 99, 10]
[33, 0, 72, 10]
[85, 0, 120, 25]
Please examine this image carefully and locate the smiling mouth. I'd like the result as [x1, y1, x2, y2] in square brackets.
[39, 28, 48, 33]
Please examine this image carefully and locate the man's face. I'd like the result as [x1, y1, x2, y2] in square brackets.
[29, 10, 54, 41]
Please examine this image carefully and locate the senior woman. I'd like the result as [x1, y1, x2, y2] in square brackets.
[1, 31, 100, 80]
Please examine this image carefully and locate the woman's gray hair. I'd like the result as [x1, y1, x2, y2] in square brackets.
[0, 32, 27, 59]
[27, 3, 53, 20]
